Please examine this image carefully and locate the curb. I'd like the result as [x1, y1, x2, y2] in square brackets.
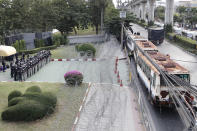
[71, 82, 91, 131]
[51, 58, 98, 62]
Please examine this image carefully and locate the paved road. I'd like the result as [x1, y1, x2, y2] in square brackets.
[75, 83, 144, 131]
[130, 23, 195, 131]
[26, 36, 130, 86]
[75, 37, 144, 131]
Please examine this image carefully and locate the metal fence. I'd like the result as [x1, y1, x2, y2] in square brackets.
[68, 33, 110, 44]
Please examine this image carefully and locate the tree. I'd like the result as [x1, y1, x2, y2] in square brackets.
[88, 0, 112, 34]
[52, 0, 90, 35]
[154, 6, 165, 21]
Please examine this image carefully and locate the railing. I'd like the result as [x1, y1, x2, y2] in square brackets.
[124, 32, 156, 131]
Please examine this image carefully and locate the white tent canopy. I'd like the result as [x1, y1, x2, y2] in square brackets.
[0, 45, 16, 57]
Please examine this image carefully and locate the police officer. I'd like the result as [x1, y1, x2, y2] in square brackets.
[10, 62, 14, 78]
[22, 53, 25, 61]
[2, 60, 6, 72]
[14, 65, 17, 81]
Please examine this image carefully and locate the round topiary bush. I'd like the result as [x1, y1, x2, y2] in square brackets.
[78, 43, 96, 56]
[8, 90, 22, 102]
[25, 86, 42, 93]
[1, 86, 57, 121]
[8, 97, 25, 107]
[64, 70, 83, 85]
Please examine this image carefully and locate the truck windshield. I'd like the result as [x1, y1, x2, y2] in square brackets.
[160, 74, 190, 86]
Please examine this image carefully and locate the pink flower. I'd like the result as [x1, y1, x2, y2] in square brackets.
[64, 70, 82, 78]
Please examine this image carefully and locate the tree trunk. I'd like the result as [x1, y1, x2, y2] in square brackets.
[73, 27, 77, 35]
[96, 25, 99, 34]
[101, 7, 104, 33]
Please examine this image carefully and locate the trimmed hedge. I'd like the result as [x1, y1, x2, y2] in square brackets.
[77, 44, 96, 56]
[2, 100, 46, 121]
[166, 33, 197, 49]
[25, 86, 42, 93]
[8, 90, 22, 102]
[8, 97, 25, 107]
[1, 86, 57, 121]
[19, 45, 57, 55]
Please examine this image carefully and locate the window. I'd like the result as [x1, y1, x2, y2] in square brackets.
[176, 74, 190, 83]
[160, 74, 190, 86]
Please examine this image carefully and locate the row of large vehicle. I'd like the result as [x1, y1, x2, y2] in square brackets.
[174, 26, 197, 41]
[125, 29, 192, 107]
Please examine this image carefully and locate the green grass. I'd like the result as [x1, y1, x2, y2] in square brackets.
[0, 82, 88, 131]
[51, 45, 78, 59]
[51, 43, 102, 59]
[69, 26, 100, 36]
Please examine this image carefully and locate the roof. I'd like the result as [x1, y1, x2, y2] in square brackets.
[130, 35, 148, 41]
[136, 40, 158, 51]
[138, 52, 160, 74]
[148, 27, 164, 30]
[147, 51, 189, 74]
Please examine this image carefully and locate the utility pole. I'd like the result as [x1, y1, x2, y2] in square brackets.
[120, 2, 126, 49]
[101, 7, 104, 34]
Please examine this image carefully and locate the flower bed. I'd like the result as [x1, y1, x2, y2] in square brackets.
[64, 70, 83, 85]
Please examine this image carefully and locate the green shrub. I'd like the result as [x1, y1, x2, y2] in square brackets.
[8, 97, 25, 107]
[175, 35, 196, 48]
[2, 100, 46, 121]
[19, 45, 57, 55]
[52, 34, 69, 45]
[35, 39, 45, 48]
[140, 20, 145, 23]
[1, 86, 57, 121]
[164, 24, 173, 33]
[77, 43, 96, 56]
[148, 21, 154, 26]
[14, 40, 26, 51]
[25, 86, 42, 93]
[64, 71, 83, 85]
[75, 44, 80, 51]
[8, 90, 22, 102]
[166, 33, 176, 40]
[166, 33, 197, 49]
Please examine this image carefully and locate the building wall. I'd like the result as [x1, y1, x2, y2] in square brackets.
[68, 34, 109, 44]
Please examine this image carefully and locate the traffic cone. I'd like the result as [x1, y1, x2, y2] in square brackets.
[120, 80, 123, 87]
[117, 71, 120, 78]
[118, 78, 120, 83]
[114, 67, 117, 74]
[116, 57, 118, 63]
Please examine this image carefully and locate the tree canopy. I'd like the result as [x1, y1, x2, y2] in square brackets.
[0, 0, 118, 44]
